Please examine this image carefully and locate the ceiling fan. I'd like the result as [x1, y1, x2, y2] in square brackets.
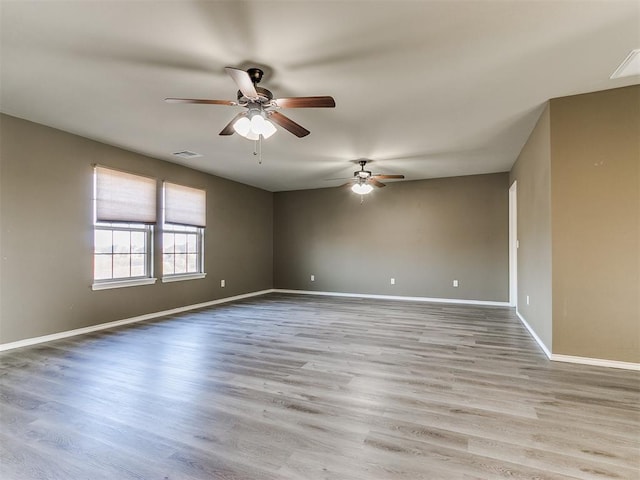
[342, 160, 405, 194]
[165, 67, 335, 139]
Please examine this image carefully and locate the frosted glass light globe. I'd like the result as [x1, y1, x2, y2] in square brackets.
[351, 183, 373, 195]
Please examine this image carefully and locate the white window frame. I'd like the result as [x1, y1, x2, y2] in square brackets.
[92, 167, 157, 291]
[92, 222, 156, 290]
[161, 182, 206, 283]
[161, 223, 205, 282]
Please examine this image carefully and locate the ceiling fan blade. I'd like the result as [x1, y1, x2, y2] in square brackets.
[370, 178, 386, 188]
[268, 111, 310, 137]
[274, 96, 336, 108]
[225, 67, 258, 99]
[165, 98, 236, 105]
[219, 112, 245, 136]
[373, 174, 405, 180]
[340, 181, 355, 188]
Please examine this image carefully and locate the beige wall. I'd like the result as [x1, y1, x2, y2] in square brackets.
[509, 86, 639, 364]
[509, 105, 553, 350]
[550, 86, 639, 363]
[0, 114, 273, 344]
[274, 173, 509, 302]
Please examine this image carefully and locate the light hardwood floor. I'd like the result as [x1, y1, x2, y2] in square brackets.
[1, 293, 638, 479]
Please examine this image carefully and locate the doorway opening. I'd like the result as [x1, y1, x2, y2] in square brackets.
[509, 181, 518, 307]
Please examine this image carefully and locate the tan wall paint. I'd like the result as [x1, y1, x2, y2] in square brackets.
[550, 86, 639, 363]
[0, 115, 273, 344]
[274, 174, 509, 302]
[509, 105, 553, 350]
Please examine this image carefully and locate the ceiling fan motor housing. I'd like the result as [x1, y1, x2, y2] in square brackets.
[247, 68, 264, 85]
[237, 86, 273, 104]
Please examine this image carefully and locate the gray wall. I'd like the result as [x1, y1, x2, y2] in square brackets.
[274, 173, 509, 302]
[509, 105, 553, 350]
[0, 114, 273, 344]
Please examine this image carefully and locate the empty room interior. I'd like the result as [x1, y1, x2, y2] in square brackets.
[0, 1, 639, 479]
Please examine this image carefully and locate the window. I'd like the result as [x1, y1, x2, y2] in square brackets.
[162, 224, 203, 276]
[92, 166, 157, 290]
[94, 222, 152, 281]
[162, 182, 206, 282]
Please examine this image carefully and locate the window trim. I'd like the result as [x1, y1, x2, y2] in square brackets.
[92, 277, 157, 291]
[161, 272, 207, 283]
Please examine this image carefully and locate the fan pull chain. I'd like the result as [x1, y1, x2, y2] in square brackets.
[253, 137, 263, 164]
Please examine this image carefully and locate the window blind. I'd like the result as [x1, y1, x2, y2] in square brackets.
[95, 166, 157, 224]
[164, 182, 206, 227]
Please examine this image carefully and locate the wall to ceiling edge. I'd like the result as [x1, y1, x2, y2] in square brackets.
[0, 114, 274, 344]
[510, 85, 639, 364]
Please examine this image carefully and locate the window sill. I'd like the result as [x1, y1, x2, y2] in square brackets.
[92, 278, 157, 291]
[162, 273, 207, 283]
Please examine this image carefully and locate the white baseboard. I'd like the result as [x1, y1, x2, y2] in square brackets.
[0, 288, 505, 352]
[5, 289, 637, 371]
[515, 310, 552, 358]
[0, 289, 275, 352]
[551, 354, 640, 371]
[515, 310, 639, 371]
[273, 289, 510, 307]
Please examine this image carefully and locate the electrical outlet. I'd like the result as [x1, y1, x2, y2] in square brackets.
[390, 278, 395, 285]
[453, 280, 459, 287]
[221, 279, 225, 288]
[310, 274, 315, 282]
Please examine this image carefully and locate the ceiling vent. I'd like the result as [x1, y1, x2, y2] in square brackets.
[173, 150, 202, 159]
[610, 49, 640, 79]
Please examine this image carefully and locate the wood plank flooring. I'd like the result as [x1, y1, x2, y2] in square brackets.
[1, 293, 638, 479]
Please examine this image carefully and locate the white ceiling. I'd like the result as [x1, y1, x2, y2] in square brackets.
[1, 1, 638, 192]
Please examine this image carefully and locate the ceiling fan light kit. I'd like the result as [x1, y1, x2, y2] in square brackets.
[232, 110, 277, 140]
[351, 182, 374, 195]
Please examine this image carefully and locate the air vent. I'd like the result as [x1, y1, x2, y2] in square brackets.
[173, 150, 202, 159]
[610, 49, 640, 79]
